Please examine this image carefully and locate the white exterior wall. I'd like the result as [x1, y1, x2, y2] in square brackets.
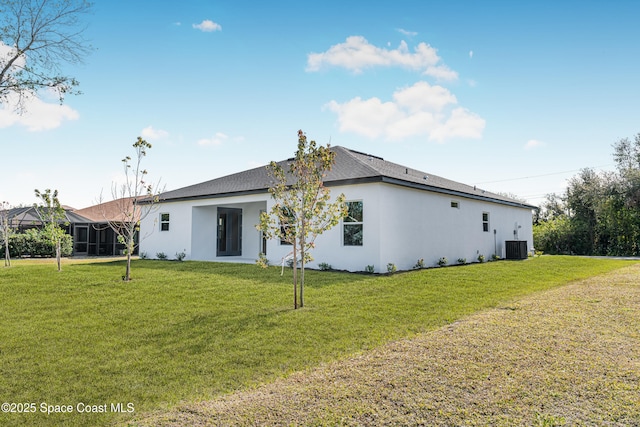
[191, 200, 266, 261]
[140, 201, 194, 259]
[140, 195, 267, 262]
[246, 182, 533, 273]
[263, 183, 383, 272]
[375, 183, 533, 271]
[140, 182, 534, 272]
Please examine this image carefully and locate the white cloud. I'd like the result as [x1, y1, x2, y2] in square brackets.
[469, 50, 474, 59]
[141, 125, 169, 140]
[0, 43, 79, 131]
[0, 41, 25, 70]
[524, 139, 546, 150]
[427, 107, 485, 142]
[307, 36, 458, 81]
[0, 93, 79, 131]
[393, 81, 457, 113]
[197, 132, 228, 146]
[325, 81, 485, 143]
[326, 97, 402, 139]
[386, 111, 439, 140]
[397, 28, 418, 37]
[192, 20, 222, 32]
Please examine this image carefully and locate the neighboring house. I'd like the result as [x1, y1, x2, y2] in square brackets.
[73, 198, 139, 256]
[140, 147, 536, 272]
[2, 199, 139, 257]
[2, 205, 88, 234]
[2, 205, 91, 257]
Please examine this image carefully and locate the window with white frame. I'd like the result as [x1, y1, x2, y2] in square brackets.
[482, 212, 490, 232]
[343, 201, 363, 246]
[160, 213, 170, 231]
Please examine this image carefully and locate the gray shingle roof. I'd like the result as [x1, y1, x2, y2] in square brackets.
[156, 146, 536, 209]
[74, 197, 139, 223]
[2, 206, 94, 227]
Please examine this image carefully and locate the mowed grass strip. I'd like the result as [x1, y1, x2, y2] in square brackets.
[0, 256, 635, 426]
[140, 263, 640, 426]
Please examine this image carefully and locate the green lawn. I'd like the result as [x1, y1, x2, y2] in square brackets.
[0, 256, 635, 426]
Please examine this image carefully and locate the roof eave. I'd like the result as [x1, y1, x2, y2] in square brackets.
[144, 168, 536, 210]
[151, 187, 270, 204]
[378, 176, 537, 209]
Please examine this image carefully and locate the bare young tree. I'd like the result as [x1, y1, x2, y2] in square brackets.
[34, 188, 67, 271]
[0, 0, 92, 111]
[258, 130, 347, 309]
[0, 201, 14, 267]
[102, 137, 163, 282]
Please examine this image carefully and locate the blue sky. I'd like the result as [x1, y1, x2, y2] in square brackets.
[2, 0, 640, 209]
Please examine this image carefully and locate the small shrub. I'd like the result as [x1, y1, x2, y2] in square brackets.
[386, 263, 397, 274]
[175, 251, 186, 262]
[457, 257, 467, 264]
[491, 254, 500, 261]
[318, 262, 332, 271]
[4, 229, 72, 258]
[256, 253, 270, 268]
[437, 256, 448, 267]
[413, 258, 425, 269]
[477, 254, 485, 263]
[364, 265, 375, 274]
[156, 252, 167, 260]
[139, 252, 148, 260]
[286, 258, 302, 268]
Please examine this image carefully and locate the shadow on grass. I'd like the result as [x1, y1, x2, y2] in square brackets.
[76, 259, 375, 288]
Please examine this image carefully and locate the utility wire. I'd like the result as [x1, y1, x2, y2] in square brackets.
[473, 164, 615, 186]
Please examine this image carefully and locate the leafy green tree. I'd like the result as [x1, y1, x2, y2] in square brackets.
[0, 0, 92, 111]
[533, 216, 574, 254]
[103, 137, 162, 282]
[612, 133, 640, 211]
[564, 168, 606, 254]
[612, 133, 640, 173]
[536, 133, 640, 256]
[34, 189, 68, 271]
[534, 193, 567, 224]
[258, 130, 347, 309]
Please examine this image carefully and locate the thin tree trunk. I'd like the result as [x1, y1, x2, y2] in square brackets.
[300, 241, 305, 308]
[300, 222, 305, 308]
[56, 242, 61, 272]
[125, 252, 132, 281]
[292, 241, 298, 309]
[123, 227, 135, 281]
[124, 234, 135, 282]
[4, 239, 10, 267]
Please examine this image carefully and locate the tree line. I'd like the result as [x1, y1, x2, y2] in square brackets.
[534, 133, 640, 256]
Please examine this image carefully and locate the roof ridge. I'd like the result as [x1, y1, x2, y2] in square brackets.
[148, 145, 536, 209]
[333, 146, 385, 176]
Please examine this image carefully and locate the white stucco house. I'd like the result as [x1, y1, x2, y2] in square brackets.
[140, 147, 536, 272]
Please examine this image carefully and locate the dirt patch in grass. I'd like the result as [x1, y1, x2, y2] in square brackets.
[134, 264, 640, 426]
